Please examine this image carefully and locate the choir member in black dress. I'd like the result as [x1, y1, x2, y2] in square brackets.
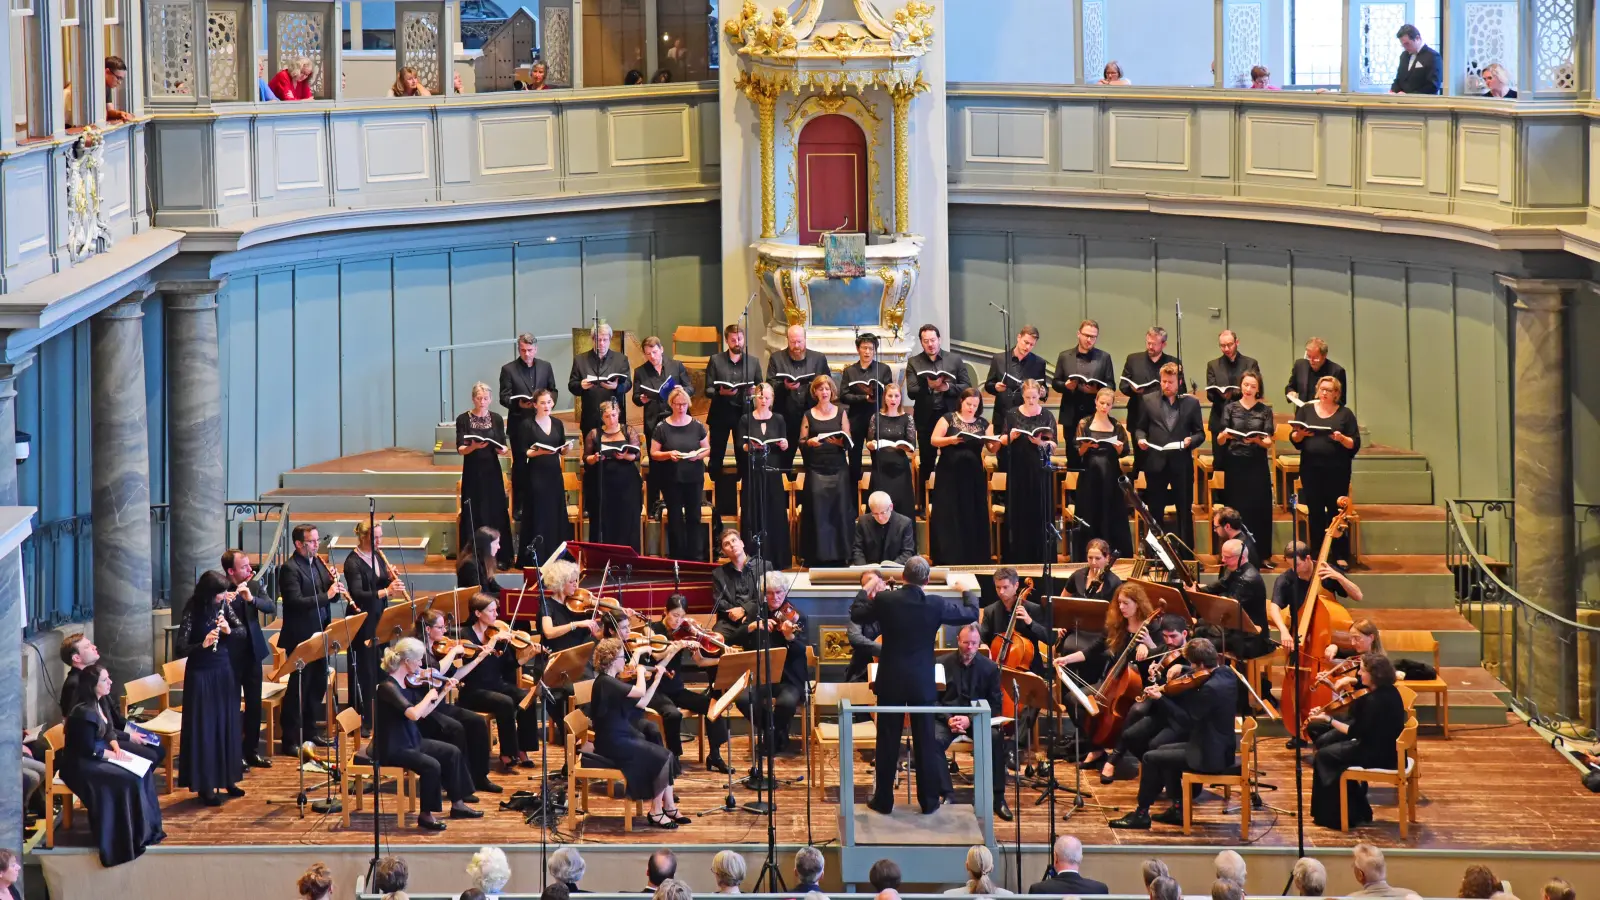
[1215, 371, 1275, 555]
[278, 524, 340, 752]
[647, 594, 733, 772]
[1054, 319, 1115, 469]
[928, 389, 994, 564]
[1072, 389, 1134, 560]
[583, 400, 643, 550]
[983, 325, 1048, 471]
[767, 324, 831, 470]
[906, 324, 972, 507]
[851, 492, 916, 565]
[712, 529, 770, 645]
[569, 321, 631, 436]
[799, 375, 854, 566]
[1203, 330, 1261, 451]
[220, 549, 275, 767]
[1065, 539, 1124, 601]
[372, 638, 481, 830]
[651, 386, 711, 561]
[736, 382, 790, 567]
[733, 572, 809, 764]
[456, 526, 504, 600]
[501, 333, 560, 523]
[1309, 652, 1407, 828]
[866, 382, 917, 518]
[1120, 327, 1184, 471]
[1054, 583, 1159, 769]
[456, 593, 543, 770]
[414, 610, 501, 793]
[1136, 363, 1205, 554]
[345, 520, 402, 730]
[589, 637, 685, 828]
[633, 336, 693, 515]
[707, 324, 762, 529]
[1002, 378, 1058, 564]
[936, 623, 1013, 821]
[1291, 376, 1361, 563]
[1285, 336, 1348, 409]
[177, 570, 245, 804]
[456, 382, 514, 568]
[521, 388, 572, 562]
[61, 665, 165, 866]
[841, 332, 893, 494]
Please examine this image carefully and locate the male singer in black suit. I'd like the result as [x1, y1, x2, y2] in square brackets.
[983, 324, 1048, 470]
[906, 324, 972, 507]
[936, 623, 1012, 821]
[1203, 330, 1260, 448]
[222, 548, 277, 767]
[568, 321, 631, 436]
[1212, 505, 1266, 570]
[767, 324, 832, 471]
[500, 332, 559, 523]
[706, 324, 762, 530]
[278, 524, 340, 752]
[1136, 363, 1205, 555]
[1285, 336, 1348, 410]
[1053, 319, 1115, 468]
[711, 529, 771, 646]
[1121, 326, 1184, 471]
[850, 492, 916, 565]
[850, 556, 980, 814]
[1390, 24, 1442, 95]
[841, 332, 894, 493]
[1111, 638, 1240, 828]
[633, 335, 694, 514]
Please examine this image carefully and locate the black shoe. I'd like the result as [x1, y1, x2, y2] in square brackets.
[1077, 754, 1104, 769]
[866, 799, 893, 816]
[476, 780, 504, 794]
[225, 784, 246, 798]
[245, 753, 273, 769]
[450, 803, 485, 819]
[996, 801, 1013, 822]
[464, 794, 481, 804]
[360, 724, 372, 739]
[1099, 772, 1116, 785]
[200, 791, 223, 807]
[664, 807, 692, 825]
[1152, 806, 1185, 826]
[647, 811, 679, 829]
[517, 757, 538, 769]
[1286, 737, 1307, 750]
[1260, 560, 1277, 571]
[1109, 809, 1151, 829]
[309, 735, 335, 748]
[706, 755, 732, 775]
[418, 816, 447, 831]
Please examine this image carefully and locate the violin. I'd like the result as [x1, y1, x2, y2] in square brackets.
[1315, 657, 1360, 688]
[407, 669, 456, 689]
[565, 587, 649, 623]
[488, 620, 545, 656]
[626, 631, 671, 654]
[769, 601, 802, 639]
[1320, 685, 1370, 714]
[1150, 667, 1212, 697]
[431, 637, 481, 660]
[672, 617, 729, 656]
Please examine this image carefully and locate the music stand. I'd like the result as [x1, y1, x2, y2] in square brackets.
[1052, 666, 1118, 818]
[709, 649, 787, 801]
[267, 630, 342, 814]
[1131, 579, 1197, 622]
[519, 642, 594, 710]
[429, 588, 478, 626]
[376, 595, 430, 646]
[697, 670, 751, 817]
[323, 613, 368, 732]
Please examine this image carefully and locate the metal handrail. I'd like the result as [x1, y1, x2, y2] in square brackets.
[425, 334, 575, 425]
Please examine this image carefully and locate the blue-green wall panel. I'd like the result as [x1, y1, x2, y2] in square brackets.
[1406, 269, 1460, 503]
[513, 241, 584, 409]
[948, 233, 1008, 349]
[392, 253, 452, 450]
[1012, 234, 1081, 341]
[653, 231, 721, 345]
[292, 265, 344, 466]
[1350, 262, 1412, 450]
[338, 258, 397, 455]
[255, 270, 297, 495]
[143, 296, 167, 503]
[1155, 242, 1226, 371]
[1222, 248, 1292, 394]
[449, 248, 517, 407]
[1084, 239, 1157, 366]
[1453, 273, 1503, 499]
[221, 276, 260, 501]
[582, 236, 653, 339]
[1290, 255, 1355, 408]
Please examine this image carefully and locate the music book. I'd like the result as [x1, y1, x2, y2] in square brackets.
[848, 379, 886, 391]
[874, 439, 915, 452]
[598, 444, 641, 457]
[507, 394, 536, 403]
[958, 432, 1005, 445]
[774, 372, 819, 385]
[713, 380, 756, 391]
[1205, 384, 1242, 399]
[1288, 420, 1333, 433]
[919, 368, 962, 381]
[464, 435, 507, 451]
[1286, 394, 1307, 408]
[746, 437, 785, 450]
[1064, 374, 1109, 388]
[672, 448, 710, 460]
[1001, 371, 1027, 384]
[1121, 376, 1158, 391]
[1010, 426, 1055, 440]
[1223, 428, 1272, 439]
[812, 431, 854, 448]
[638, 377, 677, 403]
[532, 440, 573, 453]
[582, 374, 629, 388]
[107, 753, 153, 778]
[1145, 440, 1187, 451]
[1076, 435, 1121, 447]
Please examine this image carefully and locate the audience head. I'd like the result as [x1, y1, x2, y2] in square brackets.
[654, 879, 693, 900]
[713, 850, 747, 890]
[539, 886, 568, 900]
[550, 847, 586, 887]
[903, 555, 931, 586]
[298, 863, 334, 900]
[0, 850, 18, 888]
[461, 893, 487, 900]
[868, 858, 902, 891]
[469, 846, 512, 894]
[1052, 835, 1084, 871]
[1481, 63, 1513, 97]
[1291, 857, 1326, 896]
[1212, 879, 1245, 900]
[1352, 843, 1387, 886]
[290, 56, 316, 82]
[1102, 61, 1126, 83]
[963, 845, 998, 895]
[1250, 65, 1270, 87]
[795, 846, 825, 886]
[1214, 849, 1246, 886]
[373, 856, 409, 894]
[529, 61, 548, 86]
[1489, 894, 1521, 900]
[876, 892, 900, 900]
[1460, 865, 1500, 899]
[60, 632, 98, 668]
[1543, 879, 1575, 900]
[648, 849, 678, 887]
[1141, 858, 1170, 888]
[1150, 876, 1183, 900]
[1397, 23, 1422, 52]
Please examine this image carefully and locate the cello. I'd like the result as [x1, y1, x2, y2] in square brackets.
[1083, 603, 1159, 749]
[990, 578, 1041, 717]
[1278, 497, 1357, 741]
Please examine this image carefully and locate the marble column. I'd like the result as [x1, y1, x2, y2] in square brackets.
[0, 359, 27, 864]
[92, 297, 154, 690]
[1502, 276, 1580, 718]
[164, 282, 226, 614]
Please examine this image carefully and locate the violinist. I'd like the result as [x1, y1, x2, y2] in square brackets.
[413, 611, 502, 795]
[647, 594, 733, 773]
[1054, 583, 1159, 772]
[1065, 538, 1123, 601]
[457, 593, 544, 772]
[711, 529, 771, 646]
[1304, 619, 1387, 749]
[733, 572, 809, 768]
[978, 567, 1051, 679]
[373, 638, 481, 831]
[537, 558, 604, 738]
[1096, 614, 1191, 785]
[1309, 652, 1406, 829]
[1109, 638, 1239, 830]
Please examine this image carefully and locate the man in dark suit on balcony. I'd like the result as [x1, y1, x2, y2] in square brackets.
[1390, 24, 1442, 95]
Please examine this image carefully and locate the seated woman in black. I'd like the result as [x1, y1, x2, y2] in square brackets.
[1308, 651, 1408, 828]
[650, 594, 733, 773]
[61, 664, 165, 866]
[372, 637, 482, 830]
[1065, 537, 1124, 601]
[414, 610, 505, 794]
[456, 592, 544, 772]
[176, 569, 245, 805]
[456, 526, 504, 600]
[588, 637, 683, 829]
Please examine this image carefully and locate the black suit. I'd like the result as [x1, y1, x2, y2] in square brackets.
[850, 584, 979, 812]
[1202, 353, 1261, 447]
[278, 552, 336, 747]
[569, 349, 631, 436]
[1205, 562, 1271, 657]
[850, 511, 916, 565]
[500, 356, 560, 521]
[1390, 45, 1442, 94]
[1135, 666, 1239, 810]
[1027, 871, 1109, 896]
[935, 651, 1007, 800]
[1136, 391, 1205, 553]
[226, 577, 275, 755]
[1285, 357, 1348, 408]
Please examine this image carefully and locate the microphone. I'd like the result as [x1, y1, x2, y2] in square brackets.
[987, 300, 1006, 314]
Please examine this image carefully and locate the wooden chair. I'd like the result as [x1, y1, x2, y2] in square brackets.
[261, 663, 289, 753]
[1340, 715, 1420, 836]
[563, 708, 644, 832]
[121, 673, 181, 792]
[1195, 426, 1217, 510]
[335, 707, 416, 828]
[564, 470, 585, 541]
[41, 724, 77, 849]
[1385, 632, 1450, 737]
[671, 326, 722, 386]
[1273, 423, 1300, 510]
[988, 472, 1007, 562]
[1181, 715, 1258, 839]
[1058, 470, 1080, 561]
[808, 681, 878, 797]
[786, 472, 804, 563]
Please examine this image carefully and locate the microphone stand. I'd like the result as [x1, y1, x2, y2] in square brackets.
[1007, 678, 1024, 890]
[366, 497, 382, 887]
[1037, 436, 1062, 851]
[528, 543, 557, 887]
[1284, 494, 1310, 888]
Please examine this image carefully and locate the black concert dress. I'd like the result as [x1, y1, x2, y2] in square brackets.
[585, 426, 643, 551]
[655, 418, 709, 561]
[929, 413, 992, 565]
[521, 416, 572, 562]
[177, 597, 244, 796]
[590, 673, 674, 800]
[1292, 403, 1361, 562]
[867, 413, 918, 519]
[62, 704, 166, 866]
[736, 412, 791, 567]
[1218, 399, 1275, 556]
[1311, 683, 1407, 827]
[1004, 408, 1058, 564]
[455, 410, 514, 568]
[1072, 417, 1133, 560]
[800, 407, 854, 566]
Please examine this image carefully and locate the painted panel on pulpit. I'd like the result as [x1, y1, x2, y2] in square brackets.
[807, 273, 887, 327]
[797, 114, 869, 244]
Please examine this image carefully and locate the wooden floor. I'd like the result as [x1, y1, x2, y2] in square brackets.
[55, 712, 1597, 854]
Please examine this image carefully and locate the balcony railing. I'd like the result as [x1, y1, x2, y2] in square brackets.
[22, 515, 93, 637]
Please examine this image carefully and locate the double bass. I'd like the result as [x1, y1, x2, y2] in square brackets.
[989, 578, 1041, 716]
[1278, 497, 1357, 740]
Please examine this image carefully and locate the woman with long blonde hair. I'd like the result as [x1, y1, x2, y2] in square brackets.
[943, 845, 1012, 895]
[388, 66, 432, 97]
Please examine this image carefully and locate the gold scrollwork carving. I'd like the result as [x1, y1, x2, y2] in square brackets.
[876, 266, 906, 335]
[725, 1, 796, 56]
[779, 269, 809, 326]
[812, 29, 873, 60]
[889, 1, 936, 54]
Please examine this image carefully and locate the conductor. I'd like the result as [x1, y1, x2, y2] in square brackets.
[849, 556, 979, 815]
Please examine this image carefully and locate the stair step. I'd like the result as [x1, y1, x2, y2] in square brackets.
[260, 487, 459, 514]
[237, 514, 457, 559]
[279, 469, 465, 491]
[1351, 469, 1434, 505]
[325, 535, 431, 565]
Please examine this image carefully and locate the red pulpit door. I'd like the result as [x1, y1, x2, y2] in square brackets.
[797, 115, 869, 245]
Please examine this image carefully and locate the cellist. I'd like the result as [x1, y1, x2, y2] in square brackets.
[978, 567, 1052, 681]
[1053, 583, 1159, 773]
[1094, 614, 1191, 784]
[1269, 540, 1363, 741]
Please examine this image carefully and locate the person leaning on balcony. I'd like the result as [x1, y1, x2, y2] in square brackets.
[1389, 24, 1442, 95]
[270, 56, 317, 101]
[1481, 63, 1517, 99]
[389, 67, 433, 97]
[1249, 65, 1281, 90]
[1098, 61, 1131, 86]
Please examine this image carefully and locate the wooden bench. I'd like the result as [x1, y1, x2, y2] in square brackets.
[1385, 630, 1451, 738]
